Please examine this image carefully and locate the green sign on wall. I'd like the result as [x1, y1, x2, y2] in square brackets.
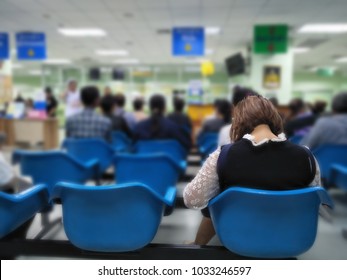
[253, 25, 288, 54]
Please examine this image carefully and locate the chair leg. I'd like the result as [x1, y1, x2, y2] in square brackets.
[34, 213, 62, 240]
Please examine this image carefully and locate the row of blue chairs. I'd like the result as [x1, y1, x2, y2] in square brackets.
[197, 132, 218, 159]
[0, 183, 332, 258]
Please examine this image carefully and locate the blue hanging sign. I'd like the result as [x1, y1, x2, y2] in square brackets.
[0, 33, 10, 59]
[16, 32, 47, 60]
[172, 27, 205, 56]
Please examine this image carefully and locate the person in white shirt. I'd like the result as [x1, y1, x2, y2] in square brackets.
[62, 80, 81, 118]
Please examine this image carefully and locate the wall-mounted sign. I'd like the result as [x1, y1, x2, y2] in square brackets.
[172, 27, 204, 56]
[254, 25, 288, 54]
[0, 33, 10, 59]
[16, 32, 46, 60]
[263, 65, 281, 89]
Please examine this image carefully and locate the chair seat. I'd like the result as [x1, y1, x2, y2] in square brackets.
[0, 185, 49, 238]
[209, 186, 333, 258]
[51, 182, 176, 252]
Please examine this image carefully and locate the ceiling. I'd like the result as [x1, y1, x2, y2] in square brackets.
[1, 0, 347, 72]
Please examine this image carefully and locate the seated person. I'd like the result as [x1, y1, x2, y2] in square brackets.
[0, 133, 31, 194]
[198, 99, 231, 142]
[168, 97, 192, 132]
[132, 97, 148, 123]
[184, 95, 321, 245]
[66, 86, 112, 141]
[301, 92, 347, 149]
[114, 93, 136, 130]
[100, 95, 132, 138]
[134, 94, 191, 150]
[284, 98, 317, 138]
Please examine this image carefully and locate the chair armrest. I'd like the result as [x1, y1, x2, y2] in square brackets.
[163, 186, 177, 206]
[316, 187, 334, 209]
[1, 184, 49, 202]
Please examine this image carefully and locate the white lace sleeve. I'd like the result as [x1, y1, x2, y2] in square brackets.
[309, 157, 322, 186]
[183, 148, 221, 209]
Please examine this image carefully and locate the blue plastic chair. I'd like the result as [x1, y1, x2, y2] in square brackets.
[134, 140, 187, 172]
[197, 133, 218, 155]
[111, 131, 132, 152]
[329, 164, 347, 191]
[13, 150, 99, 193]
[51, 182, 176, 252]
[0, 184, 49, 238]
[312, 144, 347, 181]
[197, 132, 218, 147]
[114, 153, 181, 197]
[62, 138, 115, 174]
[208, 186, 333, 258]
[289, 135, 304, 145]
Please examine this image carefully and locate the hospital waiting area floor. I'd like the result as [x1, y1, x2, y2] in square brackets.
[3, 148, 347, 260]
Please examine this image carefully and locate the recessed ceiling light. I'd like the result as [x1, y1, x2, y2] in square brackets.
[58, 28, 107, 37]
[293, 47, 310, 54]
[205, 27, 221, 35]
[96, 50, 129, 56]
[44, 59, 71, 65]
[298, 24, 347, 33]
[335, 57, 347, 63]
[28, 69, 51, 76]
[114, 59, 139, 65]
[12, 64, 23, 69]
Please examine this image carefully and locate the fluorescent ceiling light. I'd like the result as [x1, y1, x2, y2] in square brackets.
[12, 64, 23, 69]
[114, 58, 139, 64]
[205, 27, 220, 35]
[58, 28, 106, 37]
[205, 49, 214, 55]
[96, 50, 129, 56]
[44, 59, 71, 65]
[335, 57, 347, 63]
[28, 70, 51, 76]
[298, 24, 347, 33]
[293, 47, 310, 54]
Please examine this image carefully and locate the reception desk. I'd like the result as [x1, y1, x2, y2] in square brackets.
[0, 118, 59, 149]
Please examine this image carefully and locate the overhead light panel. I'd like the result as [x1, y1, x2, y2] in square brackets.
[114, 58, 139, 64]
[293, 47, 310, 54]
[205, 27, 221, 35]
[44, 59, 71, 65]
[58, 28, 107, 37]
[335, 57, 347, 63]
[205, 49, 214, 55]
[298, 24, 347, 33]
[96, 50, 129, 56]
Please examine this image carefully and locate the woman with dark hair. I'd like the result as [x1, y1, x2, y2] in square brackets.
[132, 97, 148, 123]
[133, 94, 191, 150]
[184, 95, 321, 245]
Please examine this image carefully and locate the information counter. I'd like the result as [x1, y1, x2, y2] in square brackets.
[0, 118, 58, 149]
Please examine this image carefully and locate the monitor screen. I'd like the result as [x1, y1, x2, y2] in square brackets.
[225, 53, 245, 77]
[89, 68, 101, 80]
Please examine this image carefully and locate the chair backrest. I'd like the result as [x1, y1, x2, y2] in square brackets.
[0, 185, 49, 238]
[62, 138, 114, 173]
[13, 150, 95, 192]
[289, 135, 304, 145]
[313, 144, 347, 180]
[329, 164, 347, 191]
[197, 132, 218, 148]
[114, 154, 180, 196]
[135, 140, 187, 163]
[111, 131, 132, 152]
[209, 186, 332, 258]
[51, 182, 169, 252]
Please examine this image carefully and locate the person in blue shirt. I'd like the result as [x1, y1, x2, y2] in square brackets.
[134, 94, 191, 150]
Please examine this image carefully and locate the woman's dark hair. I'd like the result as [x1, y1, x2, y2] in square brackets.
[332, 92, 347, 113]
[149, 94, 166, 137]
[216, 100, 232, 123]
[133, 98, 144, 111]
[288, 98, 305, 116]
[173, 97, 185, 112]
[232, 87, 258, 107]
[312, 100, 327, 115]
[231, 95, 283, 141]
[100, 95, 115, 115]
[114, 93, 126, 107]
[45, 86, 52, 95]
